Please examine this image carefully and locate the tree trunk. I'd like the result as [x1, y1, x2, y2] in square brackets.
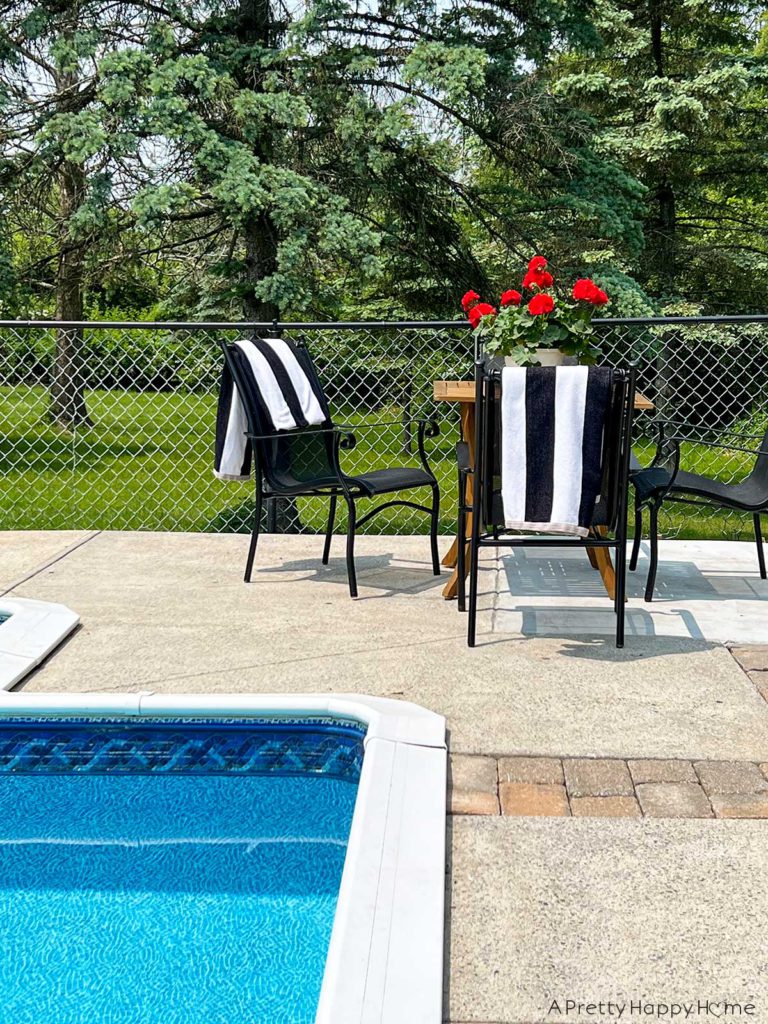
[242, 212, 279, 322]
[655, 180, 677, 287]
[237, 0, 299, 533]
[237, 0, 279, 323]
[49, 11, 91, 432]
[50, 159, 91, 429]
[648, 0, 677, 292]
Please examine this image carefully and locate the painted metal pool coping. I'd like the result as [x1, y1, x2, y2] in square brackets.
[0, 598, 79, 690]
[0, 691, 447, 1024]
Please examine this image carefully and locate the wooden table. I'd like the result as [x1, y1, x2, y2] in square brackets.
[433, 380, 654, 601]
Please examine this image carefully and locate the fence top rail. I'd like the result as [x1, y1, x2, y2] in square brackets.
[1, 314, 768, 330]
[0, 317, 473, 329]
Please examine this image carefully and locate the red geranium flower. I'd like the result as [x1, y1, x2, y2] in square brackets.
[468, 302, 497, 328]
[500, 289, 522, 307]
[461, 289, 480, 311]
[572, 278, 608, 305]
[528, 255, 548, 272]
[522, 268, 554, 291]
[528, 293, 555, 316]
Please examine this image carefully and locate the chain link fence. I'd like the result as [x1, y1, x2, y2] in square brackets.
[1, 317, 767, 537]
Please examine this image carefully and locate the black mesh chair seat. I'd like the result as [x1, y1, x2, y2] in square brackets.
[346, 466, 435, 497]
[633, 467, 768, 510]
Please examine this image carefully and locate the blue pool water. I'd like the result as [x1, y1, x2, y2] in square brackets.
[0, 717, 363, 1024]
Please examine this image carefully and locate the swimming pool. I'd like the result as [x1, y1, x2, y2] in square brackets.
[0, 694, 446, 1023]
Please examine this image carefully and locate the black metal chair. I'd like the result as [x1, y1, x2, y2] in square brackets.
[630, 421, 768, 600]
[219, 337, 441, 597]
[459, 362, 637, 648]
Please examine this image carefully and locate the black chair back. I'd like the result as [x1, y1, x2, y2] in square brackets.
[748, 425, 768, 496]
[220, 337, 339, 494]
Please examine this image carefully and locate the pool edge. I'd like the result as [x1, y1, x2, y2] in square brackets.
[0, 598, 80, 690]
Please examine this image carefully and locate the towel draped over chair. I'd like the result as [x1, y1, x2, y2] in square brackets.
[500, 365, 613, 537]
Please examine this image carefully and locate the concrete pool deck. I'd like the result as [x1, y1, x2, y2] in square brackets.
[3, 529, 768, 1023]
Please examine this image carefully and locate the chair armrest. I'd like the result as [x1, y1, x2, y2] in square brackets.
[664, 434, 768, 458]
[335, 417, 438, 432]
[334, 418, 440, 474]
[634, 422, 681, 501]
[245, 424, 356, 470]
[417, 418, 440, 475]
[246, 424, 356, 445]
[456, 440, 471, 474]
[246, 425, 340, 441]
[654, 417, 767, 443]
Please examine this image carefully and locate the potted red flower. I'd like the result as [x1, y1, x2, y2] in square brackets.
[460, 257, 608, 366]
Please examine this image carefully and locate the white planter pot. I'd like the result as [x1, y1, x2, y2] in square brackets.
[488, 348, 570, 371]
[530, 347, 567, 367]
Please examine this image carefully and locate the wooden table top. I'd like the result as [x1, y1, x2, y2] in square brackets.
[433, 379, 654, 411]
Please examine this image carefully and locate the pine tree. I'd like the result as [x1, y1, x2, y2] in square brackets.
[552, 0, 768, 306]
[100, 0, 625, 317]
[0, 1, 164, 426]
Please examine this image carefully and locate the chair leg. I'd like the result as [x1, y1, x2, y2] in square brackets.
[615, 517, 628, 649]
[754, 514, 766, 580]
[457, 498, 466, 613]
[322, 494, 337, 565]
[629, 496, 642, 572]
[244, 485, 263, 583]
[644, 502, 660, 602]
[616, 539, 627, 648]
[344, 495, 358, 598]
[467, 539, 478, 647]
[467, 500, 482, 648]
[429, 483, 441, 576]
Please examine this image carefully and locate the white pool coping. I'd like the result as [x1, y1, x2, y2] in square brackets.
[0, 598, 80, 689]
[0, 690, 447, 1024]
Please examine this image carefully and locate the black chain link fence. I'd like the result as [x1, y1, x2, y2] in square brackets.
[1, 317, 766, 537]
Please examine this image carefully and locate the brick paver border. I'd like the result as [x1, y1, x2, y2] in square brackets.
[449, 755, 768, 819]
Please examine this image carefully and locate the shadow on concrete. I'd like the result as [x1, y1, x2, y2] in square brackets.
[509, 604, 708, 641]
[255, 552, 446, 598]
[501, 547, 768, 604]
[475, 626, 718, 662]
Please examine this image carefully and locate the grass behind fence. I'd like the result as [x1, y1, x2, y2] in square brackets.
[0, 384, 759, 540]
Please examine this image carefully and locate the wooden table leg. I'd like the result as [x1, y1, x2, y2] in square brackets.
[591, 526, 626, 602]
[442, 402, 475, 599]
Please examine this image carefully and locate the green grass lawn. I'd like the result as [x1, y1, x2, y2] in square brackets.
[0, 384, 759, 539]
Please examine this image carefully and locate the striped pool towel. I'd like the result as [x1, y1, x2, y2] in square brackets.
[214, 337, 329, 480]
[500, 365, 612, 537]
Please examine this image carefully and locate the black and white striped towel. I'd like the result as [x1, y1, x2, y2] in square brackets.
[214, 337, 329, 480]
[500, 365, 612, 536]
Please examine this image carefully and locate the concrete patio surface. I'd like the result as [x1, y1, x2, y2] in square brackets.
[5, 530, 768, 761]
[448, 817, 768, 1023]
[3, 529, 768, 1023]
